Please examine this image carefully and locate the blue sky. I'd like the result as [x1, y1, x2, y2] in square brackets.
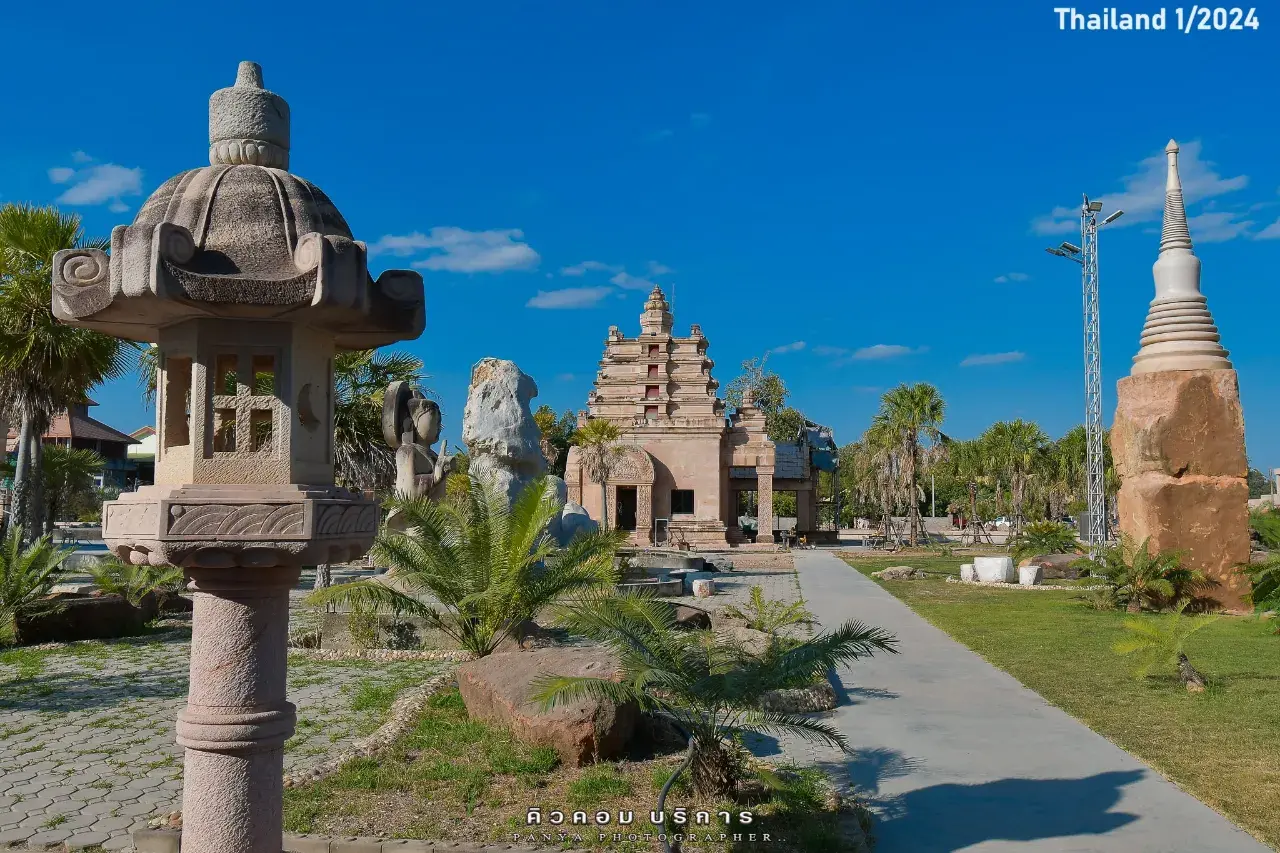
[4, 1, 1278, 469]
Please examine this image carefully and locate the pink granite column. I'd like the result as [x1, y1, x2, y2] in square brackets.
[176, 565, 299, 853]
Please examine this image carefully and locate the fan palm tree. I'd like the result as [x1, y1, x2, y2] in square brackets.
[0, 204, 130, 542]
[41, 445, 103, 532]
[533, 592, 898, 796]
[571, 418, 624, 529]
[869, 383, 945, 546]
[0, 530, 71, 645]
[307, 475, 625, 657]
[981, 419, 1048, 536]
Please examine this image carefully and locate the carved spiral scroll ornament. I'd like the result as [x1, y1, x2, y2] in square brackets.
[58, 251, 108, 287]
[293, 232, 323, 274]
[157, 222, 196, 264]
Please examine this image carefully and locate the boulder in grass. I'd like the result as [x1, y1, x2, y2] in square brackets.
[673, 605, 712, 631]
[959, 563, 977, 582]
[457, 647, 637, 766]
[1020, 552, 1083, 580]
[871, 566, 923, 580]
[973, 556, 1015, 584]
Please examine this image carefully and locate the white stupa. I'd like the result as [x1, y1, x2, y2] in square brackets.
[1131, 140, 1233, 374]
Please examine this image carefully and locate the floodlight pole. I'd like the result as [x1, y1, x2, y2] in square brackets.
[1046, 194, 1121, 555]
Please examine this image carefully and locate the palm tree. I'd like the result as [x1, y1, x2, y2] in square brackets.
[41, 445, 103, 532]
[308, 475, 625, 657]
[1113, 599, 1216, 689]
[1008, 520, 1081, 563]
[1094, 535, 1207, 613]
[533, 591, 898, 797]
[0, 204, 130, 542]
[869, 383, 945, 546]
[981, 419, 1048, 536]
[571, 418, 624, 528]
[0, 530, 71, 645]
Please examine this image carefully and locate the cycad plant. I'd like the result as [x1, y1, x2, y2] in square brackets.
[308, 475, 625, 657]
[87, 558, 185, 608]
[0, 531, 71, 644]
[1008, 520, 1081, 563]
[533, 592, 898, 797]
[1093, 535, 1207, 613]
[1113, 599, 1216, 690]
[719, 585, 815, 637]
[1243, 555, 1280, 628]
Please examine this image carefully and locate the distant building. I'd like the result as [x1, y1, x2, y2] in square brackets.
[128, 426, 157, 486]
[564, 286, 836, 548]
[6, 399, 140, 489]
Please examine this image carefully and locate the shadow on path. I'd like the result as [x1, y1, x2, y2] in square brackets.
[860, 769, 1145, 852]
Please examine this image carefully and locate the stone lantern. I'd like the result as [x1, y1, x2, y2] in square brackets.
[50, 62, 425, 852]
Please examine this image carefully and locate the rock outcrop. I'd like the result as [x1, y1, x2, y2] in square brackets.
[1020, 553, 1083, 580]
[457, 647, 637, 766]
[871, 566, 923, 581]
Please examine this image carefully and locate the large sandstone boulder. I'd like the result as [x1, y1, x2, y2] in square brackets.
[15, 593, 151, 644]
[1113, 370, 1251, 611]
[462, 358, 546, 506]
[457, 647, 637, 766]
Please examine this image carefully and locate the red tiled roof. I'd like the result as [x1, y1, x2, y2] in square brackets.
[6, 409, 139, 452]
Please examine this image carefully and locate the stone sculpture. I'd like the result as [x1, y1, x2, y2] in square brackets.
[51, 62, 424, 853]
[382, 380, 453, 526]
[461, 358, 597, 544]
[462, 358, 547, 505]
[1112, 140, 1250, 612]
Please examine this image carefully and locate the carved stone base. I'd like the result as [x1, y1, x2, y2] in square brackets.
[103, 483, 378, 569]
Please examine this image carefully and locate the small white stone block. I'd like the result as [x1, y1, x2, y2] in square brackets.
[974, 556, 1015, 584]
[691, 579, 716, 598]
[959, 563, 976, 582]
[1019, 565, 1043, 586]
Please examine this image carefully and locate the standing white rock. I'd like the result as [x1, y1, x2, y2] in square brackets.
[691, 579, 716, 598]
[462, 358, 546, 506]
[959, 563, 976, 582]
[974, 556, 1015, 584]
[1019, 565, 1044, 586]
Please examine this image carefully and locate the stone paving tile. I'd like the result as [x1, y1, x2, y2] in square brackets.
[0, 617, 446, 851]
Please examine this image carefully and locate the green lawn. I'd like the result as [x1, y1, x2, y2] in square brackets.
[840, 553, 1280, 850]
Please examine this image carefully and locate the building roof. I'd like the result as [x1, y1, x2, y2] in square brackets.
[6, 406, 140, 453]
[130, 426, 156, 439]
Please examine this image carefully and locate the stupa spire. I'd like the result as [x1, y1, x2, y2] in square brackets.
[1130, 139, 1232, 374]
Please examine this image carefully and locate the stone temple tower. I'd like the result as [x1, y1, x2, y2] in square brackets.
[51, 62, 425, 852]
[1111, 140, 1250, 611]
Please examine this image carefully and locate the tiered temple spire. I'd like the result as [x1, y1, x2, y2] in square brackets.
[1131, 139, 1232, 374]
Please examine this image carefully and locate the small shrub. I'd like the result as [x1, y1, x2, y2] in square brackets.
[1250, 507, 1280, 551]
[88, 559, 185, 607]
[347, 605, 380, 650]
[1091, 535, 1208, 613]
[1008, 520, 1081, 563]
[1113, 600, 1216, 688]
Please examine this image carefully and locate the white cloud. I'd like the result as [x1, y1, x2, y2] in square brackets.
[1032, 141, 1248, 236]
[994, 272, 1030, 283]
[647, 260, 673, 275]
[560, 260, 621, 276]
[71, 150, 94, 164]
[1189, 211, 1254, 243]
[960, 351, 1025, 367]
[369, 227, 539, 273]
[767, 341, 806, 356]
[49, 160, 144, 210]
[812, 345, 850, 358]
[611, 271, 656, 290]
[1256, 218, 1280, 240]
[526, 286, 612, 309]
[853, 344, 924, 360]
[690, 113, 711, 128]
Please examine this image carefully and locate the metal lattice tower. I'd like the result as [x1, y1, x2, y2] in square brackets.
[1046, 195, 1123, 552]
[1080, 197, 1107, 550]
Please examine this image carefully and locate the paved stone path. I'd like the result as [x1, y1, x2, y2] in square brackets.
[0, 626, 446, 851]
[754, 549, 1270, 853]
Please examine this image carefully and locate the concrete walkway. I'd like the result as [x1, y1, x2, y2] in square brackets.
[781, 550, 1270, 853]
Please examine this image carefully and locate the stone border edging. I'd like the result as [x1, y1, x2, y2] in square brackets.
[945, 576, 1107, 592]
[134, 827, 587, 852]
[283, 671, 456, 788]
[289, 648, 476, 662]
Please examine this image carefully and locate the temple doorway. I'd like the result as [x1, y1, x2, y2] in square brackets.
[617, 486, 638, 531]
